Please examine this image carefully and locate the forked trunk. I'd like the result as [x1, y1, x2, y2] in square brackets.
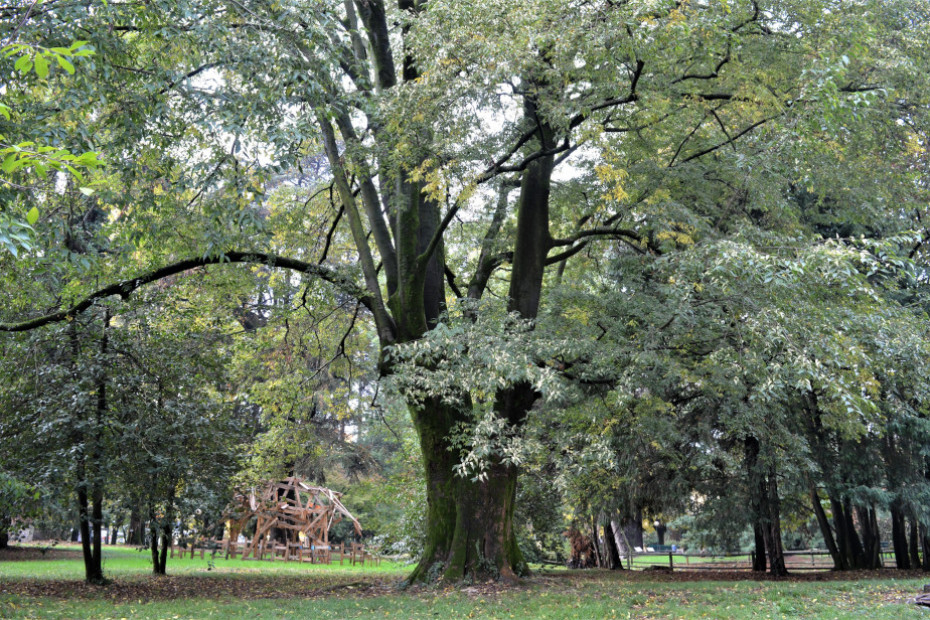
[149, 510, 171, 575]
[78, 485, 104, 584]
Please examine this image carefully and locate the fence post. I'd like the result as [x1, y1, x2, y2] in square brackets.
[669, 552, 674, 571]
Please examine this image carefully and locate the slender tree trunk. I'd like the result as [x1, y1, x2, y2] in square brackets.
[909, 514, 921, 569]
[109, 516, 122, 545]
[921, 524, 930, 571]
[89, 310, 108, 581]
[69, 321, 102, 584]
[149, 504, 161, 574]
[810, 484, 843, 569]
[159, 516, 170, 572]
[746, 438, 765, 573]
[590, 515, 603, 568]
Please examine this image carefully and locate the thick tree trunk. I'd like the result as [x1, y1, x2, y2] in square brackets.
[611, 517, 631, 567]
[623, 511, 644, 550]
[406, 399, 527, 583]
[128, 507, 143, 546]
[445, 461, 524, 582]
[891, 502, 910, 569]
[604, 518, 623, 569]
[752, 525, 767, 572]
[405, 88, 553, 582]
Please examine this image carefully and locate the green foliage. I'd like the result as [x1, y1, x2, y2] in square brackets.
[0, 39, 101, 256]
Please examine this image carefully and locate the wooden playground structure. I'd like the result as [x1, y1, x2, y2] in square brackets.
[209, 476, 377, 564]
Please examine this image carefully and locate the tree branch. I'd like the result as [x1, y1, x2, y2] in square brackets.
[444, 265, 463, 299]
[0, 251, 373, 333]
[550, 226, 642, 247]
[317, 112, 396, 344]
[478, 60, 644, 183]
[674, 114, 777, 166]
[671, 42, 730, 85]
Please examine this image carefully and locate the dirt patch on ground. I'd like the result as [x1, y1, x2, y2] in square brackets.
[0, 545, 82, 562]
[0, 575, 397, 603]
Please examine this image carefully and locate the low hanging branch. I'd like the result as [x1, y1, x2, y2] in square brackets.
[0, 251, 373, 332]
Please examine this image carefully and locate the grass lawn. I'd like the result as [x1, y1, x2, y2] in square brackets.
[2, 544, 928, 619]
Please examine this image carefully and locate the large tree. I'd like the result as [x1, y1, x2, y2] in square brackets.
[1, 0, 928, 582]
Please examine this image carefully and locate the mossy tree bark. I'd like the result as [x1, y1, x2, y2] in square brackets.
[406, 397, 529, 583]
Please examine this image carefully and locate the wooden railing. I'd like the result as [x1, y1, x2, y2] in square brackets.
[623, 549, 902, 571]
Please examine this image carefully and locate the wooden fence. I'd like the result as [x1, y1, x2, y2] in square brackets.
[625, 549, 900, 571]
